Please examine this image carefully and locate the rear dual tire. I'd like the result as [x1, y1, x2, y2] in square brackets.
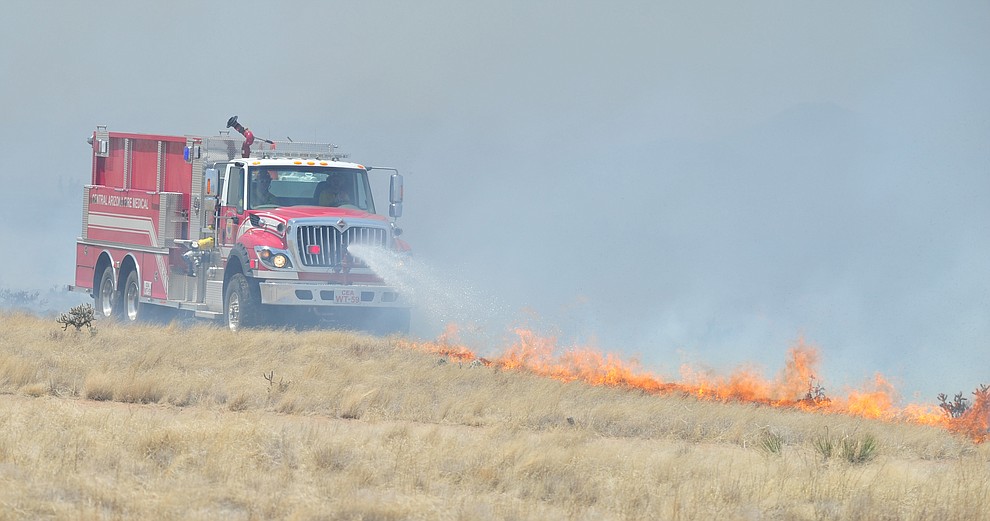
[94, 266, 145, 323]
[123, 271, 142, 322]
[95, 266, 119, 320]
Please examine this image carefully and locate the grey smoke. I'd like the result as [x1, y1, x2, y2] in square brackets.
[1, 2, 987, 401]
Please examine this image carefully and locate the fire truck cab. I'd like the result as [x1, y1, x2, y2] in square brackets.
[71, 118, 411, 333]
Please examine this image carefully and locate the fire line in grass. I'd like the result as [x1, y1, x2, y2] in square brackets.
[399, 324, 989, 443]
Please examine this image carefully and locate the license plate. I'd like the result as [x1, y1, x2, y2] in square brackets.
[335, 289, 361, 304]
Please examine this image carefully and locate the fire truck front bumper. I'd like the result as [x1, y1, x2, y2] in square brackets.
[258, 281, 407, 308]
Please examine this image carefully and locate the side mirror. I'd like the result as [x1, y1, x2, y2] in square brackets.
[389, 203, 403, 218]
[389, 174, 404, 204]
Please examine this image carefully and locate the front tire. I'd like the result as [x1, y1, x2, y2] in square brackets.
[95, 266, 119, 320]
[225, 273, 259, 332]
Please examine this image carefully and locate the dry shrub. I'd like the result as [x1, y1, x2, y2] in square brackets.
[333, 502, 415, 521]
[167, 386, 207, 407]
[227, 392, 252, 412]
[19, 383, 49, 398]
[83, 373, 115, 401]
[339, 388, 379, 420]
[254, 430, 298, 470]
[115, 377, 163, 404]
[138, 429, 185, 469]
[310, 444, 353, 471]
[275, 396, 302, 415]
[0, 357, 39, 389]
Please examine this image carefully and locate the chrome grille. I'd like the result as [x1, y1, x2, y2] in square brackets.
[296, 225, 388, 267]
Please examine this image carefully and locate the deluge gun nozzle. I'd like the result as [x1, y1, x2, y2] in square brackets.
[226, 115, 274, 158]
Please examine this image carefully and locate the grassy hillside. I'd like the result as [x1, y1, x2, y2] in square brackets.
[0, 311, 987, 520]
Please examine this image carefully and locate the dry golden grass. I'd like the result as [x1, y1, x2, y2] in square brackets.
[0, 310, 987, 520]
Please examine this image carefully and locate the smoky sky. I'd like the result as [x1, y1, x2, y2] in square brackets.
[2, 1, 988, 401]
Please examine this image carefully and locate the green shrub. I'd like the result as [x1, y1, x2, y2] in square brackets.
[841, 434, 879, 464]
[759, 429, 784, 456]
[813, 428, 835, 461]
[56, 304, 97, 333]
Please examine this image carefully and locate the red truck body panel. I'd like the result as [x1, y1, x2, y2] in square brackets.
[76, 130, 192, 300]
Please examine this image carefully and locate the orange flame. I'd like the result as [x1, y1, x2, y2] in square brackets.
[843, 374, 897, 420]
[952, 386, 990, 443]
[398, 326, 988, 443]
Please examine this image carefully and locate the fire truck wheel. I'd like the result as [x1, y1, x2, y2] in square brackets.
[225, 273, 259, 332]
[123, 271, 143, 322]
[95, 266, 119, 320]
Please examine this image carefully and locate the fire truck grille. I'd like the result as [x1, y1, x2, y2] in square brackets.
[296, 225, 388, 267]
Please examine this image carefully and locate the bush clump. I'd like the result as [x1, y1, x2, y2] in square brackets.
[56, 304, 97, 333]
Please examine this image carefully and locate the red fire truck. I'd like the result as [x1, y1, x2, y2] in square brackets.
[71, 117, 411, 333]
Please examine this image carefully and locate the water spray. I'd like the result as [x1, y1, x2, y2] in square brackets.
[347, 244, 513, 348]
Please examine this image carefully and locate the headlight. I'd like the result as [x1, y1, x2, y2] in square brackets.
[255, 247, 292, 269]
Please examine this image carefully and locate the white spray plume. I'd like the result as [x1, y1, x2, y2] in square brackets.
[348, 244, 514, 349]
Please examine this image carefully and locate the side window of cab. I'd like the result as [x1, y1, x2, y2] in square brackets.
[222, 164, 245, 210]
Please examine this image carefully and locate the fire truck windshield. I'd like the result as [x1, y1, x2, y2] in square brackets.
[248, 166, 375, 212]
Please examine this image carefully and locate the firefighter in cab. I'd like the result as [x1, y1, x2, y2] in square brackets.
[316, 173, 352, 207]
[252, 170, 279, 207]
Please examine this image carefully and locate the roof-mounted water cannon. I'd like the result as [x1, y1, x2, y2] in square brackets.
[226, 115, 275, 158]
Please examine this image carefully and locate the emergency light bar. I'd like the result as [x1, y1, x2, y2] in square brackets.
[200, 137, 347, 163]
